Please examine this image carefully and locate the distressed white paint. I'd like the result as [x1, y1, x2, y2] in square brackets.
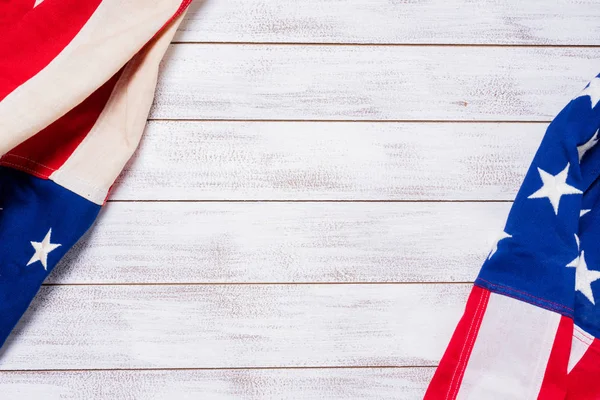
[111, 121, 542, 201]
[52, 202, 510, 284]
[8, 2, 599, 398]
[0, 284, 470, 369]
[151, 45, 599, 121]
[176, 0, 600, 45]
[0, 368, 434, 400]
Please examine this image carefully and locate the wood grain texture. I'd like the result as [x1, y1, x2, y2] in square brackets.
[111, 121, 541, 201]
[151, 45, 599, 121]
[0, 284, 470, 370]
[0, 368, 434, 400]
[51, 202, 510, 284]
[176, 0, 600, 45]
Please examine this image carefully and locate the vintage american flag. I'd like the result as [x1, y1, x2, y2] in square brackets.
[4, 3, 600, 398]
[426, 76, 600, 399]
[0, 0, 190, 347]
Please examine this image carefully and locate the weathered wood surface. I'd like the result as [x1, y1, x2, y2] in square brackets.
[51, 202, 510, 284]
[151, 45, 599, 121]
[10, 2, 600, 398]
[176, 0, 600, 45]
[0, 284, 469, 370]
[111, 121, 541, 201]
[0, 368, 434, 400]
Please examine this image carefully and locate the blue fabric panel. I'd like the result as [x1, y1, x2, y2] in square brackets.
[0, 166, 100, 347]
[476, 76, 600, 326]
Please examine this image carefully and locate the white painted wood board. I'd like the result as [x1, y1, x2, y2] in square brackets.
[0, 284, 470, 370]
[111, 121, 541, 201]
[151, 45, 599, 121]
[176, 0, 600, 45]
[51, 202, 510, 284]
[8, 1, 600, 398]
[0, 368, 434, 400]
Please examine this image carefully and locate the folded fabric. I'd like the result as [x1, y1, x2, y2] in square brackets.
[0, 0, 191, 348]
[425, 76, 600, 399]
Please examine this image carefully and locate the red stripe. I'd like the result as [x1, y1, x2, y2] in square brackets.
[0, 0, 35, 28]
[424, 286, 490, 400]
[566, 338, 600, 399]
[0, 0, 192, 181]
[156, 0, 193, 36]
[537, 316, 573, 400]
[0, 71, 122, 179]
[0, 0, 102, 102]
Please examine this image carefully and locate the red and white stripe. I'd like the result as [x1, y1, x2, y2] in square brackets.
[564, 326, 600, 399]
[0, 0, 190, 204]
[425, 286, 577, 399]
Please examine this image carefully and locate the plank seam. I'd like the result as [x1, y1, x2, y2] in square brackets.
[147, 118, 553, 123]
[170, 42, 600, 48]
[105, 200, 515, 203]
[40, 282, 475, 286]
[0, 366, 438, 372]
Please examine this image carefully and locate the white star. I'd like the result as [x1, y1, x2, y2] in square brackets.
[527, 163, 582, 215]
[575, 251, 600, 305]
[578, 130, 599, 162]
[575, 78, 600, 109]
[581, 209, 591, 217]
[567, 234, 581, 268]
[488, 231, 512, 260]
[27, 228, 61, 270]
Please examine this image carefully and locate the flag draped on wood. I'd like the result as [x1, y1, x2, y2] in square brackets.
[0, 0, 191, 347]
[426, 76, 600, 399]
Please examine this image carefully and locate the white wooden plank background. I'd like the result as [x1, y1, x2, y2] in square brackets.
[2, 0, 599, 399]
[113, 121, 541, 200]
[175, 0, 600, 45]
[0, 368, 435, 399]
[0, 284, 469, 369]
[51, 202, 510, 284]
[151, 45, 599, 121]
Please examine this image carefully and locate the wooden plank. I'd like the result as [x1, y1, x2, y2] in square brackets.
[151, 45, 599, 121]
[176, 0, 600, 45]
[51, 202, 510, 284]
[112, 121, 542, 201]
[0, 367, 434, 399]
[0, 284, 469, 369]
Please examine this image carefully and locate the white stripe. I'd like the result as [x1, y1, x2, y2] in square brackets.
[456, 293, 561, 400]
[50, 11, 184, 204]
[0, 0, 183, 156]
[33, 0, 44, 7]
[568, 325, 592, 373]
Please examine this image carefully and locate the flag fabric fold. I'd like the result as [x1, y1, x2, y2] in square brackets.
[426, 76, 600, 399]
[4, 4, 600, 397]
[0, 0, 191, 348]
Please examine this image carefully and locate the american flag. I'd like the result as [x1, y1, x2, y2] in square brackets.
[426, 76, 600, 399]
[0, 0, 190, 347]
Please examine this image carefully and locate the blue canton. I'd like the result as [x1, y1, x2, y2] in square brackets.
[476, 75, 600, 338]
[0, 167, 100, 347]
